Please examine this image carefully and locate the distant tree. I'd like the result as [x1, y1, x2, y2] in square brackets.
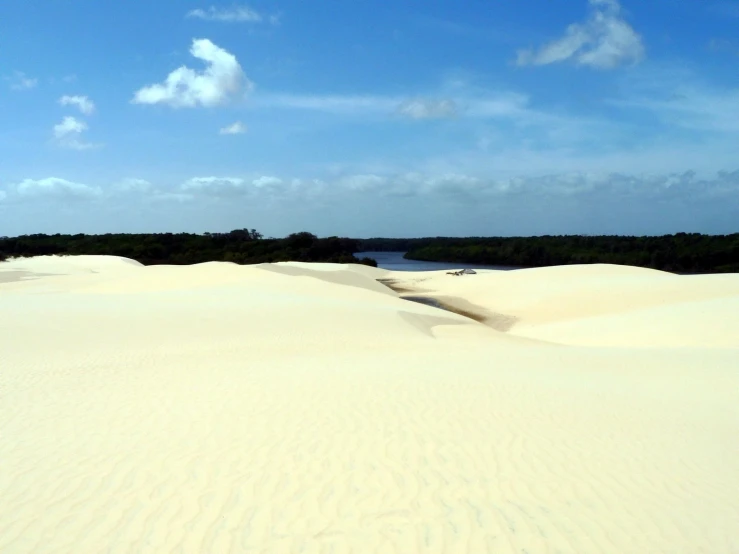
[285, 232, 317, 249]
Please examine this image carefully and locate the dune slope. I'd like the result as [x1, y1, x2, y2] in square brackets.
[1, 256, 737, 553]
[386, 264, 739, 347]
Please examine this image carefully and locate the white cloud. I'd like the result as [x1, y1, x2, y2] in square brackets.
[179, 175, 286, 197]
[52, 116, 98, 150]
[53, 116, 87, 138]
[396, 98, 457, 119]
[0, 190, 7, 202]
[187, 5, 264, 22]
[13, 178, 102, 199]
[8, 71, 38, 91]
[181, 176, 247, 196]
[516, 0, 644, 69]
[252, 176, 282, 188]
[59, 95, 96, 115]
[220, 121, 247, 134]
[132, 39, 252, 108]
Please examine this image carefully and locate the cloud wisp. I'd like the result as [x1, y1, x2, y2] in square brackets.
[8, 71, 38, 91]
[609, 67, 739, 133]
[220, 121, 247, 134]
[516, 0, 644, 69]
[396, 99, 458, 119]
[255, 93, 399, 115]
[132, 39, 252, 108]
[187, 5, 265, 23]
[255, 91, 540, 123]
[59, 95, 96, 115]
[52, 116, 98, 150]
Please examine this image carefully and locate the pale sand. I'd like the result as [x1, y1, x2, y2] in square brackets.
[1, 256, 737, 553]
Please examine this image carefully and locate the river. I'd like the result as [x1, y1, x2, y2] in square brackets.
[354, 251, 519, 272]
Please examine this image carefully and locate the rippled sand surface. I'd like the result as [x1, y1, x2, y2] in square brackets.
[1, 255, 737, 553]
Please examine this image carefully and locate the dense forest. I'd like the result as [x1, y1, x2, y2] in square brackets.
[3, 232, 738, 273]
[0, 230, 378, 267]
[355, 238, 436, 252]
[397, 233, 739, 274]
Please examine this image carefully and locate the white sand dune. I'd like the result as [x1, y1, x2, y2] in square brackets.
[1, 255, 737, 553]
[386, 264, 739, 347]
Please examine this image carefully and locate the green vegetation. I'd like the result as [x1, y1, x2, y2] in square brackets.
[0, 230, 378, 267]
[3, 232, 737, 273]
[389, 233, 739, 274]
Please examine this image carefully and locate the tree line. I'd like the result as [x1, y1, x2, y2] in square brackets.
[0, 230, 378, 267]
[3, 231, 738, 273]
[393, 233, 739, 274]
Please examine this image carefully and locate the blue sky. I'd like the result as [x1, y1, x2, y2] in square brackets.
[1, 0, 739, 237]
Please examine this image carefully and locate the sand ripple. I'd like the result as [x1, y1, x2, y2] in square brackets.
[1, 257, 737, 553]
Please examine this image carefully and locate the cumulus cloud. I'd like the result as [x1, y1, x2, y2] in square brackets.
[396, 99, 457, 119]
[132, 39, 252, 108]
[516, 0, 644, 69]
[13, 178, 102, 199]
[219, 121, 247, 134]
[52, 116, 98, 150]
[186, 5, 264, 22]
[8, 71, 38, 91]
[59, 95, 96, 115]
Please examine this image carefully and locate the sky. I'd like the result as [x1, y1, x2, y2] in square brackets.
[1, 0, 739, 238]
